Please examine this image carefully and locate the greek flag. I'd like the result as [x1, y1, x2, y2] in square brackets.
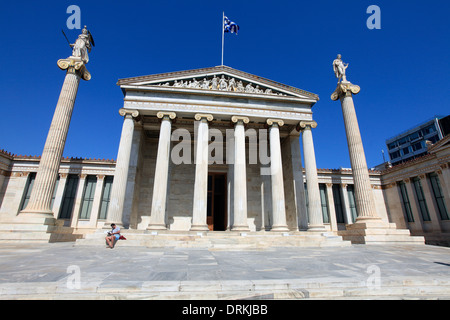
[224, 16, 239, 35]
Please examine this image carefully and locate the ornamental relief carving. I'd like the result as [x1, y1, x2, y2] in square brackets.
[151, 74, 289, 97]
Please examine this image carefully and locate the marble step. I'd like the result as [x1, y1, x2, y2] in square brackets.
[2, 277, 449, 300]
[75, 231, 351, 248]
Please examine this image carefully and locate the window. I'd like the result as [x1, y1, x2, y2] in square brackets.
[402, 147, 411, 155]
[412, 142, 423, 152]
[347, 185, 358, 223]
[427, 135, 439, 144]
[398, 181, 414, 222]
[412, 177, 431, 221]
[390, 151, 401, 159]
[319, 184, 330, 224]
[332, 184, 345, 223]
[388, 142, 397, 150]
[98, 176, 113, 220]
[429, 173, 449, 220]
[79, 175, 97, 219]
[59, 174, 79, 219]
[50, 176, 60, 209]
[20, 173, 37, 211]
[409, 132, 420, 141]
[423, 125, 436, 135]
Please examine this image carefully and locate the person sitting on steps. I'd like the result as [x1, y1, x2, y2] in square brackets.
[105, 223, 121, 249]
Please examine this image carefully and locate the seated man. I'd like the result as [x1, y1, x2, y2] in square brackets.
[105, 223, 121, 248]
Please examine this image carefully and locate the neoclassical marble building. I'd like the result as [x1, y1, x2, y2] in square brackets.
[0, 65, 447, 246]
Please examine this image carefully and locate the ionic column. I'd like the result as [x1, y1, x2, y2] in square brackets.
[148, 112, 176, 230]
[267, 119, 288, 232]
[299, 121, 325, 231]
[231, 116, 250, 231]
[20, 57, 91, 219]
[332, 82, 379, 223]
[191, 114, 213, 231]
[105, 108, 139, 227]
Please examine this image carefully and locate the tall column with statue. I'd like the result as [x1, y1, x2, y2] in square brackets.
[20, 27, 94, 220]
[330, 55, 425, 245]
[331, 54, 379, 224]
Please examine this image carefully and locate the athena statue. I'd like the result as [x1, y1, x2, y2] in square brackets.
[71, 26, 95, 64]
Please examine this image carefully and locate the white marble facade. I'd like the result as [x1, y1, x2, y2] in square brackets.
[101, 66, 388, 232]
[1, 66, 438, 243]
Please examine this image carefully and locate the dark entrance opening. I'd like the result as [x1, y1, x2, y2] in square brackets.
[207, 173, 227, 231]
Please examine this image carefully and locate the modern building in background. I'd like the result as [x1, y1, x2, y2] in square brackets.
[386, 115, 449, 165]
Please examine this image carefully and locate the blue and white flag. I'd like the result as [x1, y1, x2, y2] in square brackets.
[224, 16, 239, 35]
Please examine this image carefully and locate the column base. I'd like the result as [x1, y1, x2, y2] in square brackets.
[270, 225, 289, 232]
[0, 211, 58, 243]
[14, 211, 56, 226]
[147, 223, 167, 231]
[190, 224, 209, 232]
[339, 220, 425, 245]
[307, 225, 327, 232]
[354, 216, 386, 229]
[19, 209, 54, 217]
[231, 225, 250, 232]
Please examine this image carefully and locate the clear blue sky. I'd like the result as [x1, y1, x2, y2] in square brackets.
[0, 0, 449, 169]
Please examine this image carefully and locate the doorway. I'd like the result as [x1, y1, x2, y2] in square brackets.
[207, 173, 227, 231]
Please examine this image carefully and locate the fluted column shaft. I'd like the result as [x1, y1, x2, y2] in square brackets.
[231, 116, 250, 231]
[191, 114, 213, 231]
[267, 119, 289, 232]
[300, 121, 325, 231]
[340, 90, 378, 221]
[106, 109, 139, 227]
[21, 65, 82, 217]
[148, 112, 176, 230]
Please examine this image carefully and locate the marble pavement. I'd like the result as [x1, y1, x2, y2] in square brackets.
[0, 242, 449, 300]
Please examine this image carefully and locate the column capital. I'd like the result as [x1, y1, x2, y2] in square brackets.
[57, 57, 91, 81]
[331, 81, 360, 101]
[231, 115, 250, 124]
[119, 108, 139, 119]
[194, 113, 214, 122]
[157, 111, 176, 120]
[297, 120, 317, 131]
[266, 118, 284, 127]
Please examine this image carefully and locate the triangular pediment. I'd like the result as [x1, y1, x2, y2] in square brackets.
[117, 65, 319, 102]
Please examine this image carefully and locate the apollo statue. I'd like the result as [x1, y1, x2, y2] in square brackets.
[333, 54, 348, 83]
[70, 26, 95, 64]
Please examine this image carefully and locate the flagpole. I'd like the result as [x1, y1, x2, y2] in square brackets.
[221, 11, 224, 66]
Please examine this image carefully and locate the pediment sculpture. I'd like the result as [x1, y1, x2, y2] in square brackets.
[154, 74, 287, 97]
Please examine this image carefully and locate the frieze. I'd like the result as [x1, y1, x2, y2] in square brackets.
[123, 101, 313, 121]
